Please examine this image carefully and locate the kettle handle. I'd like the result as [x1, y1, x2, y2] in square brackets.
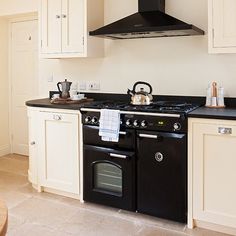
[57, 82, 62, 93]
[132, 81, 153, 94]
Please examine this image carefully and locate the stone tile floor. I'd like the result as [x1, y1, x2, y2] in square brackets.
[0, 154, 230, 236]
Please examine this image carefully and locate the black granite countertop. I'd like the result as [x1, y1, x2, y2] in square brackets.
[26, 98, 91, 110]
[26, 97, 236, 120]
[188, 107, 236, 120]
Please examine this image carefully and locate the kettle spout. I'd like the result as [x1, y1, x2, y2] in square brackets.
[127, 89, 134, 96]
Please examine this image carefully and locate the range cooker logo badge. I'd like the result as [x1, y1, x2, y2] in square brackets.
[155, 152, 164, 163]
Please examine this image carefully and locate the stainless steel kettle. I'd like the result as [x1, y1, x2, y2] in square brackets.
[127, 81, 153, 105]
[57, 79, 72, 99]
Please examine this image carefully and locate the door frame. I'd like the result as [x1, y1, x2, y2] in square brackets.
[9, 13, 39, 154]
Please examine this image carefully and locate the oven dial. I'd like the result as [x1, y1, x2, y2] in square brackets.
[91, 117, 98, 124]
[126, 119, 132, 126]
[141, 120, 147, 128]
[133, 120, 139, 127]
[173, 122, 181, 131]
[85, 116, 91, 123]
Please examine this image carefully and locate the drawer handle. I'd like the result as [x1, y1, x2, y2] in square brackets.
[109, 153, 127, 159]
[53, 115, 62, 121]
[218, 127, 232, 135]
[139, 134, 158, 139]
[119, 131, 127, 136]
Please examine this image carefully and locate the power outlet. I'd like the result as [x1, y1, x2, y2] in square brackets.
[79, 81, 87, 91]
[47, 74, 54, 82]
[88, 82, 100, 91]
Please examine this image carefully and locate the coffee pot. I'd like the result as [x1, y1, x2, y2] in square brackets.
[57, 79, 72, 99]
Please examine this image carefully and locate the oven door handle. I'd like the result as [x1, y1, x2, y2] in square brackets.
[119, 131, 127, 136]
[139, 134, 158, 139]
[109, 153, 127, 159]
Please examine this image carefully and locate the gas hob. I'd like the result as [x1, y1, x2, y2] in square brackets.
[81, 100, 199, 115]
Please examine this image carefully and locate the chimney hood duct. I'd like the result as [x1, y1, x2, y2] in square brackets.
[89, 0, 204, 39]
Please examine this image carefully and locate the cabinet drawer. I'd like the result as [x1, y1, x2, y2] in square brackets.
[83, 125, 135, 150]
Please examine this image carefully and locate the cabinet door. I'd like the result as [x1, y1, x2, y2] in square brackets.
[213, 0, 236, 48]
[61, 0, 84, 53]
[193, 122, 236, 228]
[27, 109, 38, 185]
[38, 112, 79, 194]
[41, 0, 62, 53]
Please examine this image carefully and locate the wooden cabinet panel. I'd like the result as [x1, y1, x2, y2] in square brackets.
[40, 0, 104, 58]
[209, 0, 236, 53]
[41, 0, 62, 54]
[38, 111, 79, 194]
[62, 0, 84, 53]
[189, 118, 236, 232]
[27, 109, 39, 186]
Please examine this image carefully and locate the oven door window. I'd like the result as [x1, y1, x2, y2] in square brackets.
[93, 161, 122, 196]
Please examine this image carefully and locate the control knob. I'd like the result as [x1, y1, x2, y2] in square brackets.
[173, 122, 181, 131]
[141, 120, 147, 128]
[126, 119, 132, 127]
[133, 120, 139, 127]
[91, 117, 98, 124]
[85, 116, 91, 123]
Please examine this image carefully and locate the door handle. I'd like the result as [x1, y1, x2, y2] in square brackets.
[139, 134, 158, 139]
[218, 127, 232, 135]
[109, 153, 127, 159]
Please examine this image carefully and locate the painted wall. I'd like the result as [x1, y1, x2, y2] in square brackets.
[0, 18, 10, 156]
[38, 0, 236, 98]
[0, 0, 38, 16]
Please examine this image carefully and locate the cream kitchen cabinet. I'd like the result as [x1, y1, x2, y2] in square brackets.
[27, 108, 39, 187]
[40, 0, 104, 58]
[27, 107, 81, 198]
[208, 0, 236, 53]
[38, 110, 80, 195]
[188, 118, 236, 235]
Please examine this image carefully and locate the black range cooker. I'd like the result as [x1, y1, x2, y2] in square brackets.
[81, 101, 199, 223]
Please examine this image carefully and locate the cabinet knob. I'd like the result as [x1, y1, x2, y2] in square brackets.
[218, 127, 232, 135]
[56, 15, 61, 19]
[30, 141, 36, 146]
[53, 115, 62, 121]
[62, 14, 67, 18]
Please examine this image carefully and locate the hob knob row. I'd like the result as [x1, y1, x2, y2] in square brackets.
[126, 119, 147, 128]
[85, 116, 99, 124]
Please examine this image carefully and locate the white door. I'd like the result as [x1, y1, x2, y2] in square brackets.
[11, 20, 38, 156]
[38, 111, 79, 194]
[41, 0, 62, 54]
[61, 0, 84, 53]
[213, 0, 236, 48]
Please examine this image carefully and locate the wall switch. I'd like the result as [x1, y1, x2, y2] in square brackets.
[48, 74, 54, 83]
[88, 82, 100, 91]
[79, 81, 87, 91]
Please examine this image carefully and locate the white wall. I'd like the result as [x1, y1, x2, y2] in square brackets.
[0, 18, 10, 156]
[0, 0, 38, 16]
[39, 0, 236, 98]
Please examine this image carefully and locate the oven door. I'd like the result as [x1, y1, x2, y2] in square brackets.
[83, 145, 136, 211]
[137, 131, 187, 223]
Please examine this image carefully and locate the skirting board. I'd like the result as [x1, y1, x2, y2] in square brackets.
[0, 144, 10, 157]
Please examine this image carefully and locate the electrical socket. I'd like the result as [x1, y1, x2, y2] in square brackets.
[79, 81, 87, 91]
[47, 74, 54, 82]
[88, 82, 100, 91]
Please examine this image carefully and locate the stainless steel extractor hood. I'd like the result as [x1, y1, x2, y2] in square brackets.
[89, 0, 204, 39]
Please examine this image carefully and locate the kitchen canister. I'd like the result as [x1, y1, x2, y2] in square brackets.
[205, 82, 225, 108]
